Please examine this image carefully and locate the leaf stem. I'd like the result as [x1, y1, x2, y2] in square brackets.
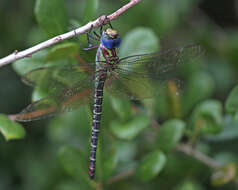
[176, 143, 220, 169]
[107, 169, 135, 184]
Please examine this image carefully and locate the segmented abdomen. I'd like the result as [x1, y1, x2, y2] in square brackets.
[89, 74, 106, 179]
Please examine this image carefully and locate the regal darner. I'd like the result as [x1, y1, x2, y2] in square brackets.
[13, 27, 202, 179]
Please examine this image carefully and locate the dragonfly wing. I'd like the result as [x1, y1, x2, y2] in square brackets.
[117, 45, 203, 79]
[16, 77, 94, 122]
[106, 45, 203, 100]
[105, 70, 157, 100]
[22, 64, 95, 94]
[16, 64, 95, 121]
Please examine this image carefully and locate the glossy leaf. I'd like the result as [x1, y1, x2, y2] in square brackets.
[58, 146, 91, 185]
[32, 86, 50, 101]
[102, 150, 118, 180]
[46, 42, 80, 61]
[109, 95, 132, 121]
[110, 114, 150, 140]
[182, 72, 215, 115]
[119, 27, 159, 57]
[154, 0, 196, 34]
[54, 181, 84, 190]
[100, 92, 118, 129]
[211, 163, 237, 186]
[12, 50, 48, 76]
[0, 114, 25, 141]
[175, 181, 204, 190]
[35, 0, 67, 37]
[47, 106, 91, 144]
[190, 100, 223, 135]
[135, 150, 166, 182]
[156, 119, 185, 152]
[214, 152, 238, 166]
[225, 85, 238, 114]
[206, 115, 238, 141]
[83, 0, 98, 23]
[114, 141, 137, 162]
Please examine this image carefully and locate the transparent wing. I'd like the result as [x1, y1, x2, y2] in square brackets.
[105, 45, 203, 99]
[15, 64, 95, 121]
[16, 78, 94, 122]
[22, 64, 95, 94]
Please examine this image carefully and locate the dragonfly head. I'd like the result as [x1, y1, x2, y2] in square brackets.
[101, 28, 121, 49]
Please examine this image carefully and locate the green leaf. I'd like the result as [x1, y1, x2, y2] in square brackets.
[100, 92, 118, 129]
[46, 42, 80, 61]
[110, 114, 150, 140]
[225, 85, 238, 114]
[205, 115, 238, 141]
[211, 163, 237, 187]
[26, 27, 48, 46]
[12, 50, 48, 76]
[23, 58, 80, 102]
[48, 106, 91, 143]
[214, 152, 238, 166]
[182, 72, 215, 115]
[102, 150, 118, 180]
[190, 100, 223, 135]
[55, 181, 83, 190]
[35, 0, 67, 37]
[154, 0, 196, 34]
[83, 0, 98, 23]
[156, 119, 185, 152]
[135, 150, 166, 182]
[110, 95, 132, 121]
[58, 146, 92, 187]
[32, 86, 50, 101]
[119, 27, 159, 57]
[175, 181, 204, 190]
[0, 114, 25, 141]
[114, 141, 137, 162]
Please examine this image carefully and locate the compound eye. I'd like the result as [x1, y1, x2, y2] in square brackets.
[113, 37, 121, 48]
[101, 38, 113, 49]
[105, 28, 118, 38]
[101, 36, 121, 49]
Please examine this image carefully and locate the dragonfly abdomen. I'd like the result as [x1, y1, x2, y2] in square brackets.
[89, 76, 106, 179]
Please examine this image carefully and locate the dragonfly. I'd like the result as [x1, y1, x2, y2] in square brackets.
[12, 27, 202, 179]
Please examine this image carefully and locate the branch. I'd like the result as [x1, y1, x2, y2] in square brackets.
[107, 169, 134, 184]
[106, 143, 220, 184]
[176, 143, 220, 169]
[0, 0, 141, 67]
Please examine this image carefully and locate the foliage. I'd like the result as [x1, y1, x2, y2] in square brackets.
[0, 0, 238, 190]
[0, 114, 25, 141]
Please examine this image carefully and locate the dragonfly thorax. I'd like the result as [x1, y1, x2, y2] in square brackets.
[100, 28, 121, 49]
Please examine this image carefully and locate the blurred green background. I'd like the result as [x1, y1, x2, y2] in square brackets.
[1, 0, 238, 189]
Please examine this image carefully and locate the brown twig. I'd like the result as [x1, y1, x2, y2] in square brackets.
[176, 143, 220, 169]
[105, 143, 220, 185]
[0, 0, 141, 67]
[107, 169, 135, 184]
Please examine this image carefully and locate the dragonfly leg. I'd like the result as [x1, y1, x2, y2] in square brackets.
[107, 20, 113, 29]
[83, 45, 99, 51]
[92, 31, 101, 39]
[83, 35, 99, 51]
[102, 15, 113, 29]
[84, 33, 99, 49]
[83, 25, 102, 51]
[83, 18, 113, 51]
[86, 31, 100, 42]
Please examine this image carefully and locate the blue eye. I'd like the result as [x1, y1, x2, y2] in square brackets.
[101, 37, 121, 49]
[114, 37, 121, 48]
